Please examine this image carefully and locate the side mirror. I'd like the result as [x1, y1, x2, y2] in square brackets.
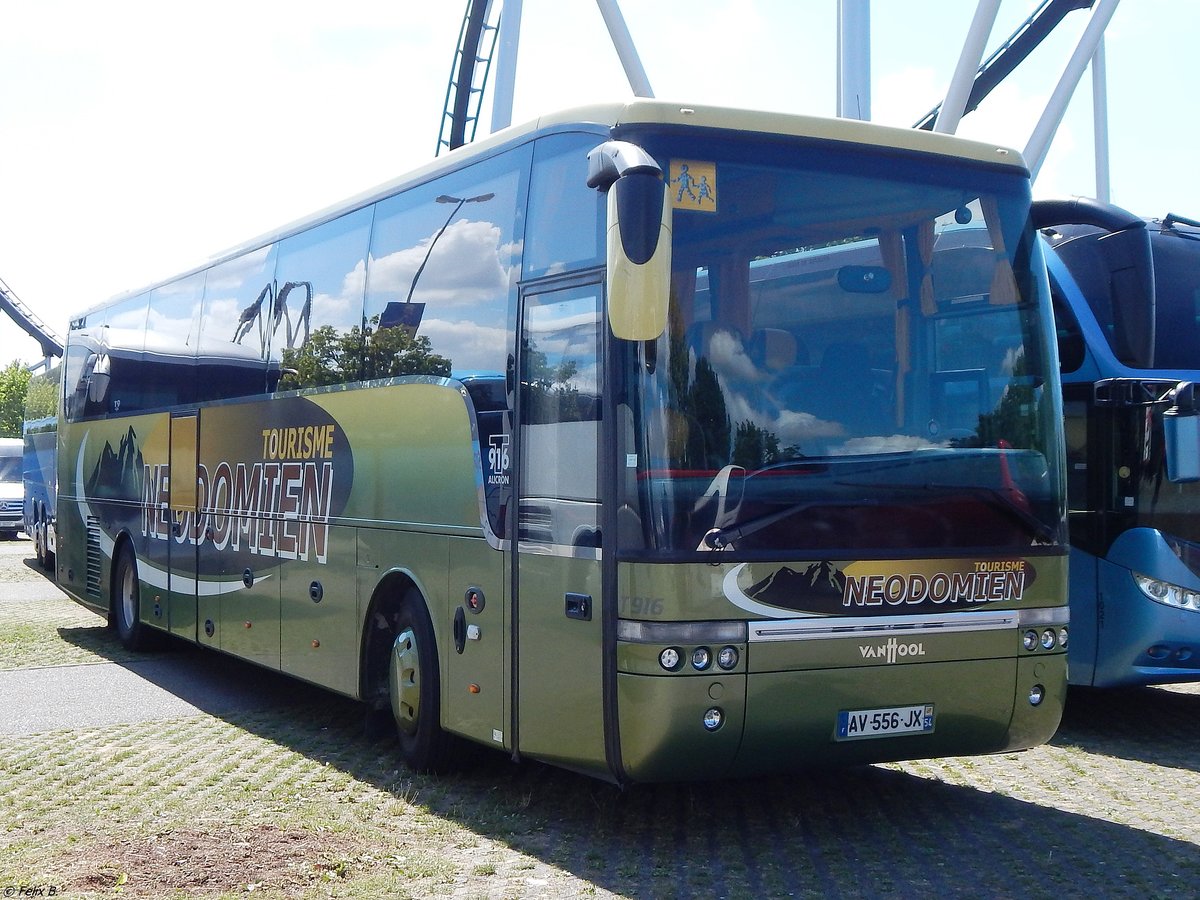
[1164, 382, 1200, 483]
[606, 173, 672, 341]
[587, 140, 672, 342]
[87, 353, 111, 408]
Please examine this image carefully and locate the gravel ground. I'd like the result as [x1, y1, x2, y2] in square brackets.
[2, 535, 1199, 899]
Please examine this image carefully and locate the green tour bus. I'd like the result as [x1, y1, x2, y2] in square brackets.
[54, 100, 1068, 782]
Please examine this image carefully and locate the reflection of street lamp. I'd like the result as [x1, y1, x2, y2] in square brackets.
[404, 192, 495, 305]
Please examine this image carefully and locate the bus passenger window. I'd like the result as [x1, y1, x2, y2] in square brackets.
[519, 285, 602, 549]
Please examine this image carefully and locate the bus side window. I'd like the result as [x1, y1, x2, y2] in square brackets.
[201, 243, 280, 400]
[272, 208, 372, 389]
[364, 147, 528, 382]
[519, 285, 602, 549]
[1050, 281, 1086, 373]
[525, 133, 606, 279]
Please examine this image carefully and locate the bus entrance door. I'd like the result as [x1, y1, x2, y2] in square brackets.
[167, 412, 199, 639]
[513, 281, 607, 773]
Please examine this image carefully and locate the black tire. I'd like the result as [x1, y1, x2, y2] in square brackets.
[33, 520, 45, 567]
[34, 513, 50, 570]
[113, 544, 151, 651]
[42, 520, 55, 572]
[389, 587, 454, 773]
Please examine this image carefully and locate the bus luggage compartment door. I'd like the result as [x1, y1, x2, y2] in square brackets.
[167, 413, 199, 639]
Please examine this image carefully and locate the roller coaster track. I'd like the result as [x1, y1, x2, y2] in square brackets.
[0, 273, 62, 360]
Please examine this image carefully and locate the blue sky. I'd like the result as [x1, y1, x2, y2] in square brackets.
[1, 0, 1194, 363]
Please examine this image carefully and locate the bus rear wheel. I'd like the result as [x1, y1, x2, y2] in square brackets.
[389, 588, 453, 772]
[34, 512, 52, 571]
[33, 522, 45, 568]
[113, 545, 151, 651]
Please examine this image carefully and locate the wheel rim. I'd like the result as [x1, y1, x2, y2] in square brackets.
[389, 627, 421, 736]
[120, 560, 137, 628]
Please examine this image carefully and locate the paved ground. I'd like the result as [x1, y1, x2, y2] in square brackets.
[4, 535, 1200, 898]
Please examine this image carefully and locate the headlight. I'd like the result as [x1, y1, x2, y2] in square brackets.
[659, 647, 682, 671]
[702, 707, 724, 731]
[1133, 573, 1200, 612]
[1040, 629, 1056, 650]
[1023, 629, 1039, 651]
[717, 646, 739, 670]
[691, 647, 712, 670]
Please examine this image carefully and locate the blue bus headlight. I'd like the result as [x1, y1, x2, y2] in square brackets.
[1133, 573, 1200, 612]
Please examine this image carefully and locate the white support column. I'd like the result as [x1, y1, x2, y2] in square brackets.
[1024, 0, 1121, 183]
[837, 0, 871, 120]
[1092, 37, 1111, 203]
[934, 0, 1002, 134]
[595, 0, 654, 98]
[490, 0, 522, 133]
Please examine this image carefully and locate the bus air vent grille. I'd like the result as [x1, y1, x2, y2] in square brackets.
[85, 516, 102, 599]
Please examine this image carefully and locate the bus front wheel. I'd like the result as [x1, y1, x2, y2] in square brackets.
[113, 545, 151, 651]
[389, 588, 452, 773]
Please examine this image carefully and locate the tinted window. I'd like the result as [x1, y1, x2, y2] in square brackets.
[363, 147, 528, 381]
[273, 208, 373, 389]
[201, 243, 280, 399]
[524, 133, 605, 278]
[519, 283, 602, 549]
[1150, 229, 1200, 369]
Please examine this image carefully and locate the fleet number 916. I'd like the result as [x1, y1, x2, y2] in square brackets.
[620, 596, 664, 616]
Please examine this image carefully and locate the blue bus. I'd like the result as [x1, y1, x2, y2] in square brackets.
[22, 415, 57, 569]
[1037, 199, 1200, 687]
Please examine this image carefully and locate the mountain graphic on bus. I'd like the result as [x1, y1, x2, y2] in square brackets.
[85, 426, 144, 502]
[746, 561, 846, 613]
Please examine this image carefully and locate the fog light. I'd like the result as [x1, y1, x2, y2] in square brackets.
[717, 646, 739, 670]
[1058, 627, 1069, 649]
[1040, 629, 1056, 650]
[691, 647, 712, 670]
[1023, 630, 1039, 651]
[659, 647, 681, 671]
[702, 707, 724, 731]
[1029, 684, 1045, 706]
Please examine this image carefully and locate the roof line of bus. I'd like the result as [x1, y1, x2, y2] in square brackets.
[81, 99, 1028, 317]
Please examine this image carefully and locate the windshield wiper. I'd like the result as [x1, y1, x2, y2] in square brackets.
[699, 481, 1055, 551]
[700, 498, 867, 550]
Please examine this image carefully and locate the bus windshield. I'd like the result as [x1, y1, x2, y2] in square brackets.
[619, 133, 1062, 557]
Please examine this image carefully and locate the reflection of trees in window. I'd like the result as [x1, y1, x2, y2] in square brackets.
[971, 349, 1042, 451]
[522, 339, 595, 424]
[665, 318, 732, 471]
[732, 421, 780, 469]
[279, 315, 451, 390]
[688, 358, 731, 469]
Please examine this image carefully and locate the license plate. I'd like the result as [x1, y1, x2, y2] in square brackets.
[836, 704, 934, 740]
